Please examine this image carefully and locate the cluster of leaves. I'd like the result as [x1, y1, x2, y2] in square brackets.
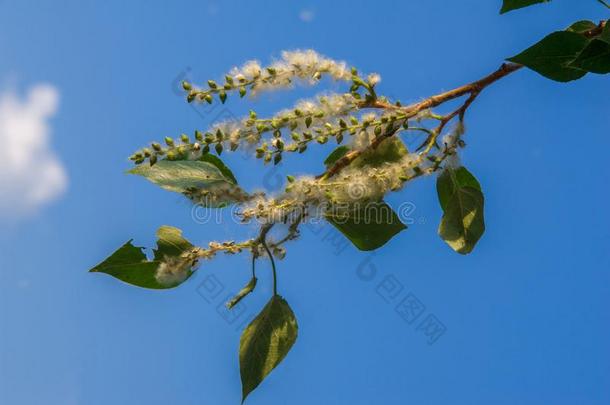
[89, 1, 609, 402]
[503, 1, 610, 81]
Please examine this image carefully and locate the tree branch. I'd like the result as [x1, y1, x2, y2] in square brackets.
[322, 62, 523, 179]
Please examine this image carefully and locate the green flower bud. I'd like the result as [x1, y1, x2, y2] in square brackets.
[305, 116, 312, 128]
[151, 142, 162, 151]
[180, 133, 189, 143]
[207, 80, 218, 89]
[219, 90, 227, 104]
[239, 86, 246, 98]
[195, 130, 204, 141]
[164, 137, 174, 146]
[181, 81, 192, 91]
[204, 94, 213, 104]
[215, 143, 223, 155]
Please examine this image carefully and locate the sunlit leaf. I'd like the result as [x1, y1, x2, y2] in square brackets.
[240, 296, 298, 402]
[326, 201, 406, 251]
[89, 226, 195, 289]
[128, 159, 243, 207]
[437, 167, 485, 254]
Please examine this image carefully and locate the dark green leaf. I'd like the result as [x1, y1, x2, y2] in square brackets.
[326, 201, 406, 251]
[240, 296, 298, 402]
[323, 145, 350, 168]
[566, 20, 598, 34]
[500, 0, 550, 14]
[437, 167, 485, 255]
[600, 20, 610, 44]
[227, 277, 257, 309]
[89, 226, 195, 289]
[508, 31, 589, 82]
[570, 39, 610, 74]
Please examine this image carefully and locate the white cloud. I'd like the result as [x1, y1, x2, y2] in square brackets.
[299, 9, 315, 22]
[0, 84, 68, 218]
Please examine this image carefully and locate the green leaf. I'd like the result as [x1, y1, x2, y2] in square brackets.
[600, 20, 610, 44]
[352, 137, 408, 167]
[500, 0, 550, 14]
[227, 277, 257, 309]
[323, 145, 350, 168]
[437, 167, 485, 255]
[566, 20, 598, 34]
[199, 153, 238, 184]
[89, 226, 195, 289]
[240, 295, 298, 402]
[326, 201, 406, 251]
[128, 159, 243, 207]
[128, 159, 232, 193]
[570, 39, 610, 74]
[508, 31, 589, 82]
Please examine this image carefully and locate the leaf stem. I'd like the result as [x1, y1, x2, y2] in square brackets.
[261, 238, 278, 296]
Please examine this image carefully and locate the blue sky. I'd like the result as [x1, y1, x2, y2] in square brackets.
[1, 1, 609, 404]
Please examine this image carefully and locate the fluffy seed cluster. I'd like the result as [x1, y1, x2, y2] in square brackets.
[155, 256, 192, 286]
[230, 50, 353, 95]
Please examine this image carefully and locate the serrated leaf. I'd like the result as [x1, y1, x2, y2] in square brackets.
[437, 167, 485, 255]
[570, 39, 610, 74]
[500, 0, 550, 14]
[508, 31, 589, 82]
[227, 277, 257, 309]
[326, 201, 406, 251]
[89, 226, 195, 289]
[240, 295, 298, 402]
